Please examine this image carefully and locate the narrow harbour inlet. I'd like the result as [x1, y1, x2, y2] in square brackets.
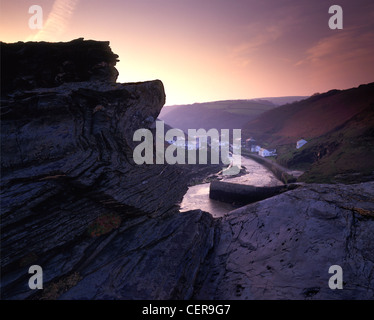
[179, 156, 284, 217]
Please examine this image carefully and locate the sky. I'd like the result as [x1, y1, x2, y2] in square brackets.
[1, 0, 374, 105]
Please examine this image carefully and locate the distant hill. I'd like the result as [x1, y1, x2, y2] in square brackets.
[251, 96, 308, 106]
[243, 84, 374, 145]
[159, 97, 307, 132]
[242, 83, 374, 183]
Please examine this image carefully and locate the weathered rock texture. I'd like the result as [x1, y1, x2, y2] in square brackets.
[0, 39, 216, 299]
[58, 210, 214, 300]
[195, 182, 374, 300]
[1, 38, 119, 96]
[1, 40, 374, 300]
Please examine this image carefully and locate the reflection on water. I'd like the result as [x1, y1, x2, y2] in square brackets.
[179, 156, 283, 218]
[179, 183, 238, 218]
[225, 156, 284, 187]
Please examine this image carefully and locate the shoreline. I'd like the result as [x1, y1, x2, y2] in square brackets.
[241, 149, 303, 184]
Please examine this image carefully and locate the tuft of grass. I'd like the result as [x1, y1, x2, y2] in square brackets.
[353, 207, 374, 217]
[40, 273, 82, 300]
[87, 213, 122, 237]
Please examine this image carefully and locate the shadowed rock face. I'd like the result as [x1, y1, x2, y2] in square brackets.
[1, 39, 216, 299]
[1, 79, 185, 267]
[194, 182, 374, 300]
[1, 40, 374, 300]
[1, 38, 119, 96]
[58, 210, 215, 300]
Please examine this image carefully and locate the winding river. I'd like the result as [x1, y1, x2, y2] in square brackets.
[179, 156, 284, 218]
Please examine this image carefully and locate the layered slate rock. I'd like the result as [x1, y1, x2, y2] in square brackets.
[1, 38, 119, 96]
[0, 39, 216, 299]
[1, 39, 374, 300]
[58, 210, 215, 300]
[194, 182, 374, 300]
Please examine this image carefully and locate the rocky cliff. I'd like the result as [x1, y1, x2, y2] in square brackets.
[1, 38, 119, 96]
[0, 39, 215, 299]
[195, 182, 374, 300]
[1, 39, 373, 300]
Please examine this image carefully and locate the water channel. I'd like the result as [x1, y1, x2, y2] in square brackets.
[179, 156, 284, 218]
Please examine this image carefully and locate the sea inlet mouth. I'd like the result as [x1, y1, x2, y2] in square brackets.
[179, 156, 284, 218]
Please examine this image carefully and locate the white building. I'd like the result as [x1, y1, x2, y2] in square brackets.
[259, 148, 277, 157]
[173, 140, 199, 150]
[296, 139, 308, 149]
[251, 145, 261, 153]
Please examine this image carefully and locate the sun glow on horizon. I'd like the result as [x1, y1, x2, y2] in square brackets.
[1, 0, 374, 105]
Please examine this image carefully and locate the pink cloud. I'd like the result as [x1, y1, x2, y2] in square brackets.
[296, 28, 374, 67]
[295, 27, 374, 89]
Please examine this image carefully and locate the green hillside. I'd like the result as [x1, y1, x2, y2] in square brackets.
[242, 83, 374, 183]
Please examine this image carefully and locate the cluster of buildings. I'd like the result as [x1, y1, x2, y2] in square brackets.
[166, 135, 309, 158]
[245, 138, 277, 157]
[245, 138, 308, 158]
[166, 139, 200, 151]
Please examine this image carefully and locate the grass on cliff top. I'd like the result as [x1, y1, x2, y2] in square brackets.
[265, 101, 374, 184]
[299, 143, 374, 184]
[270, 129, 373, 184]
